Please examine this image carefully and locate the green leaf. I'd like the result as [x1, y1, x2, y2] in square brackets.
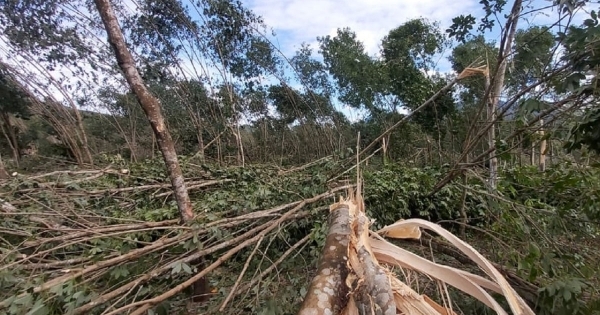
[14, 293, 33, 306]
[171, 261, 182, 274]
[25, 299, 48, 315]
[563, 289, 572, 301]
[182, 262, 193, 275]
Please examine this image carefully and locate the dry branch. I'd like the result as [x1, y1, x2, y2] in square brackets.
[0, 198, 17, 212]
[111, 199, 313, 315]
[277, 155, 332, 175]
[233, 233, 312, 302]
[219, 236, 264, 311]
[356, 60, 484, 161]
[71, 193, 340, 314]
[154, 178, 233, 197]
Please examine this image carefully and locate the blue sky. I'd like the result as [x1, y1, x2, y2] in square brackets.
[241, 0, 589, 68]
[2, 0, 592, 120]
[231, 0, 592, 120]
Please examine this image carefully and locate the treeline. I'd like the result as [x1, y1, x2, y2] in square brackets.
[0, 0, 599, 171]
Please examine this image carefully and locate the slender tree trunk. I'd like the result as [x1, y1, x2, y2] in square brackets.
[95, 0, 193, 220]
[459, 156, 469, 239]
[0, 113, 19, 165]
[197, 129, 205, 162]
[217, 136, 222, 166]
[0, 154, 8, 179]
[550, 139, 554, 166]
[130, 110, 139, 162]
[111, 115, 137, 163]
[262, 120, 267, 162]
[280, 131, 285, 166]
[93, 0, 209, 303]
[233, 124, 245, 167]
[72, 105, 93, 165]
[487, 0, 523, 189]
[381, 137, 388, 165]
[16, 53, 93, 165]
[484, 71, 498, 188]
[539, 119, 546, 172]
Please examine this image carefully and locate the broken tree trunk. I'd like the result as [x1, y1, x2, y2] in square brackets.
[539, 119, 546, 172]
[299, 189, 535, 315]
[298, 200, 352, 315]
[487, 0, 523, 189]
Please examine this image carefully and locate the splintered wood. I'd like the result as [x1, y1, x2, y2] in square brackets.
[298, 189, 535, 315]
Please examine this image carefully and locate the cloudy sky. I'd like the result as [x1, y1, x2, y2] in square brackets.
[241, 0, 589, 72]
[233, 0, 588, 120]
[244, 0, 479, 57]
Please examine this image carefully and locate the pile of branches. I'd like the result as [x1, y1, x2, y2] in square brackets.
[0, 164, 350, 314]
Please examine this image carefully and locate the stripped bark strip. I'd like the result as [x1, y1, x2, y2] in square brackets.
[350, 213, 395, 315]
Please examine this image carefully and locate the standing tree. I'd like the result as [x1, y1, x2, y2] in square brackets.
[93, 0, 211, 304]
[446, 0, 524, 189]
[0, 62, 31, 164]
[92, 0, 193, 221]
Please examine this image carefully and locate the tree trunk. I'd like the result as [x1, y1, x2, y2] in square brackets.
[484, 71, 498, 189]
[382, 136, 388, 165]
[0, 154, 8, 179]
[197, 128, 205, 162]
[531, 145, 536, 166]
[94, 0, 193, 222]
[0, 112, 19, 165]
[69, 101, 93, 165]
[539, 119, 546, 172]
[298, 202, 351, 314]
[488, 0, 523, 189]
[93, 0, 209, 303]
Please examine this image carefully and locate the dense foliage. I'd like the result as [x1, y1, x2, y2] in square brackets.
[1, 158, 598, 314]
[0, 0, 599, 314]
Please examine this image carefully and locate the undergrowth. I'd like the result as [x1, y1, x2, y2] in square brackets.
[0, 156, 598, 314]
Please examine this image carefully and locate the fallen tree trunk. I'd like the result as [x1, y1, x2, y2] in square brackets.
[299, 189, 535, 315]
[298, 201, 352, 315]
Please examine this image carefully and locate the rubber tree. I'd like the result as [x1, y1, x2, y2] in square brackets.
[93, 0, 211, 303]
[0, 63, 31, 165]
[486, 0, 523, 189]
[93, 0, 193, 222]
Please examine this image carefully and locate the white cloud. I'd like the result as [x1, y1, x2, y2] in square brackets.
[244, 0, 481, 57]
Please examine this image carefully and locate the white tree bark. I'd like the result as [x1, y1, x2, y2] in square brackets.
[488, 0, 523, 189]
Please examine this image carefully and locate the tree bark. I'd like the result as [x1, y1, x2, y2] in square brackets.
[94, 0, 193, 222]
[298, 202, 351, 315]
[0, 154, 8, 179]
[0, 112, 19, 165]
[93, 0, 208, 302]
[539, 119, 546, 172]
[488, 0, 523, 189]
